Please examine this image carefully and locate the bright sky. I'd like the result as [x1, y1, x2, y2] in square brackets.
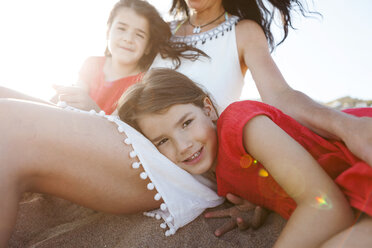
[0, 0, 371, 102]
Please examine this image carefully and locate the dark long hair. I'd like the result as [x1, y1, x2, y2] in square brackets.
[105, 0, 207, 70]
[170, 0, 318, 50]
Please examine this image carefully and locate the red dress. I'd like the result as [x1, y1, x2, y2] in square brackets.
[79, 56, 143, 114]
[216, 100, 372, 219]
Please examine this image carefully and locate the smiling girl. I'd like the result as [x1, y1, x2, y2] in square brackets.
[52, 0, 205, 114]
[118, 68, 372, 247]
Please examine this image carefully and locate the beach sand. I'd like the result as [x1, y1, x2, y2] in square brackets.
[9, 194, 286, 248]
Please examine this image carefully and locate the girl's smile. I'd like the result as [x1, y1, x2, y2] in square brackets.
[138, 99, 219, 175]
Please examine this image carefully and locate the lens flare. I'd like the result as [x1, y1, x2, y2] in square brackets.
[240, 154, 255, 168]
[258, 168, 269, 177]
[312, 193, 333, 210]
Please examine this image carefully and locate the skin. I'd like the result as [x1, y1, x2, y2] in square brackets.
[0, 99, 160, 247]
[54, 7, 151, 112]
[136, 99, 372, 247]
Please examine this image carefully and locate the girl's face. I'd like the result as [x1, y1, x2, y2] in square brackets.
[107, 7, 150, 66]
[138, 99, 219, 175]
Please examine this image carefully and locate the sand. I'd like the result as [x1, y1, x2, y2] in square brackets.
[9, 194, 286, 248]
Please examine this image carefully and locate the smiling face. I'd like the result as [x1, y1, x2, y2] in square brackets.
[107, 7, 150, 67]
[138, 99, 219, 175]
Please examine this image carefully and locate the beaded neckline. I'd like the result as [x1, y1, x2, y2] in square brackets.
[171, 15, 239, 46]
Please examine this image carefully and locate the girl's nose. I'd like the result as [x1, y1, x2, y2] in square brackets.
[176, 136, 193, 155]
[122, 32, 134, 43]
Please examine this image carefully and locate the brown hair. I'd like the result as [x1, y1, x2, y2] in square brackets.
[105, 0, 207, 70]
[118, 68, 215, 131]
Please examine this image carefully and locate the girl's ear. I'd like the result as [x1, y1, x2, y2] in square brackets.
[203, 97, 218, 121]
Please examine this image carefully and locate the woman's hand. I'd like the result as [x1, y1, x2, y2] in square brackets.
[340, 116, 372, 167]
[53, 85, 101, 112]
[204, 193, 269, 237]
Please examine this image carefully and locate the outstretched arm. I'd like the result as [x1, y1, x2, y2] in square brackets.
[243, 115, 354, 248]
[237, 20, 372, 166]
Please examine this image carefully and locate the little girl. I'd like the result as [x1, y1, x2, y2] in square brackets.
[52, 0, 205, 114]
[118, 68, 372, 247]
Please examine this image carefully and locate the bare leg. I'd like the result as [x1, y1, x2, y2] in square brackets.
[0, 99, 159, 247]
[321, 214, 372, 248]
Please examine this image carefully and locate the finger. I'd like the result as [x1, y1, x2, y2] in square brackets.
[204, 209, 231, 219]
[214, 219, 237, 237]
[225, 193, 245, 205]
[236, 217, 250, 231]
[251, 206, 270, 229]
[58, 94, 79, 103]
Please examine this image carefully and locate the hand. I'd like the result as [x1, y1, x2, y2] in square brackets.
[53, 85, 100, 112]
[341, 116, 372, 167]
[204, 193, 269, 237]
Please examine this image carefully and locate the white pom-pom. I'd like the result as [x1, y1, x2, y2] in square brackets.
[154, 193, 161, 201]
[98, 110, 106, 116]
[165, 230, 171, 237]
[132, 162, 140, 169]
[124, 138, 131, 145]
[160, 223, 167, 229]
[89, 109, 96, 115]
[118, 126, 125, 133]
[155, 214, 161, 220]
[107, 116, 115, 122]
[129, 150, 137, 158]
[140, 172, 148, 180]
[160, 203, 167, 211]
[169, 228, 176, 235]
[147, 183, 154, 190]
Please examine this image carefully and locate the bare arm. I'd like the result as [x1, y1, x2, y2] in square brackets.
[243, 115, 354, 247]
[237, 20, 372, 166]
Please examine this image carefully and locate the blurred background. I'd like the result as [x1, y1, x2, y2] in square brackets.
[0, 0, 371, 103]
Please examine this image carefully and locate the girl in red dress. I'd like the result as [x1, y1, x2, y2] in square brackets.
[52, 0, 205, 114]
[118, 68, 372, 248]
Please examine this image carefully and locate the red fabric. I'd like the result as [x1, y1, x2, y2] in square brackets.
[216, 100, 372, 219]
[79, 56, 143, 115]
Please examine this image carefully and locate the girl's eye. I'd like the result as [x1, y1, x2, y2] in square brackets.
[136, 33, 145, 39]
[117, 27, 126, 31]
[183, 119, 193, 128]
[156, 138, 168, 147]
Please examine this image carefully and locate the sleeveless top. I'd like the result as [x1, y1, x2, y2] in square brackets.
[151, 15, 244, 113]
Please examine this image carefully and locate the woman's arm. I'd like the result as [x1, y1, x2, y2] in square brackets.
[237, 20, 372, 166]
[243, 115, 354, 248]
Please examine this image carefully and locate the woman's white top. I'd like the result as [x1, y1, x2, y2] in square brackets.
[151, 15, 244, 113]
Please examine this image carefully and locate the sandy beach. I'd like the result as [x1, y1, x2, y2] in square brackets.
[10, 194, 286, 248]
